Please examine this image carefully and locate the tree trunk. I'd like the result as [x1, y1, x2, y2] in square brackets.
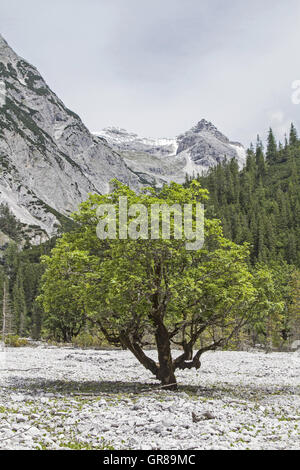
[2, 281, 7, 347]
[119, 333, 159, 378]
[150, 259, 177, 390]
[155, 321, 177, 390]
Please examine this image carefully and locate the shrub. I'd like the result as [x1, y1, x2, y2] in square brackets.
[72, 331, 110, 349]
[3, 334, 28, 347]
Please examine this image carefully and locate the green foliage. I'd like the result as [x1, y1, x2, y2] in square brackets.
[58, 438, 115, 450]
[1, 122, 299, 361]
[12, 267, 27, 336]
[72, 330, 110, 349]
[287, 270, 300, 342]
[0, 240, 55, 338]
[190, 124, 300, 267]
[0, 203, 22, 242]
[2, 334, 28, 347]
[39, 180, 280, 387]
[266, 128, 277, 163]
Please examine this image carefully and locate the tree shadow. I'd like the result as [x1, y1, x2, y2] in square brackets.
[5, 375, 298, 401]
[5, 376, 161, 396]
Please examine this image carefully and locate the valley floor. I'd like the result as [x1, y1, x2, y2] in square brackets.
[0, 347, 299, 450]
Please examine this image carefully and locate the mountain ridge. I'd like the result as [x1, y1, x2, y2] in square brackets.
[0, 34, 141, 242]
[96, 120, 246, 185]
[0, 34, 246, 243]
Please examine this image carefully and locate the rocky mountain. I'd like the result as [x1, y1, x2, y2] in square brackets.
[96, 127, 178, 158]
[0, 34, 140, 242]
[96, 121, 246, 186]
[0, 33, 246, 244]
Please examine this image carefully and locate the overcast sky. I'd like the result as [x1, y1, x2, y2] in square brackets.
[1, 0, 300, 146]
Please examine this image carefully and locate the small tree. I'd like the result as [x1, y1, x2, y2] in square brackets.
[12, 268, 27, 336]
[287, 270, 300, 345]
[39, 181, 280, 389]
[39, 248, 88, 342]
[0, 274, 13, 344]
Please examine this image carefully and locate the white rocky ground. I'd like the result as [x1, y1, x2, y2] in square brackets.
[0, 347, 299, 450]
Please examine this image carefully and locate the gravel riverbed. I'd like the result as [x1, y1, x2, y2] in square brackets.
[0, 347, 299, 450]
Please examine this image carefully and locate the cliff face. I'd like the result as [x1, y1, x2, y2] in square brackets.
[0, 34, 140, 241]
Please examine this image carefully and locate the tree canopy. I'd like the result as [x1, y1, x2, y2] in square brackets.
[39, 180, 281, 389]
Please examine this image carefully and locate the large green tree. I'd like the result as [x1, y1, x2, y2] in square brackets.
[39, 181, 280, 389]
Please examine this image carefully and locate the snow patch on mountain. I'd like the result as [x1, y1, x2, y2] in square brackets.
[230, 143, 247, 167]
[95, 121, 246, 185]
[95, 127, 178, 158]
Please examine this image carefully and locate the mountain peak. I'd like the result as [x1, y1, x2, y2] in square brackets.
[179, 119, 232, 147]
[192, 119, 217, 133]
[0, 33, 8, 46]
[0, 33, 19, 61]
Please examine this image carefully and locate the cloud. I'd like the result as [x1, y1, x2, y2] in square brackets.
[268, 111, 293, 142]
[1, 0, 300, 146]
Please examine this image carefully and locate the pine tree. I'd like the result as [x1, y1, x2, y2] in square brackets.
[289, 123, 298, 147]
[255, 144, 266, 180]
[0, 276, 12, 344]
[266, 128, 277, 163]
[12, 269, 27, 336]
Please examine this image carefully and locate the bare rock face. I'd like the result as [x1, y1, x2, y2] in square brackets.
[0, 34, 140, 241]
[177, 119, 246, 168]
[96, 120, 246, 186]
[0, 34, 246, 243]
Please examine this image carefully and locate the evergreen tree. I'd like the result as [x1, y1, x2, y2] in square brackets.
[266, 128, 277, 163]
[255, 143, 266, 179]
[289, 123, 298, 147]
[12, 269, 27, 336]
